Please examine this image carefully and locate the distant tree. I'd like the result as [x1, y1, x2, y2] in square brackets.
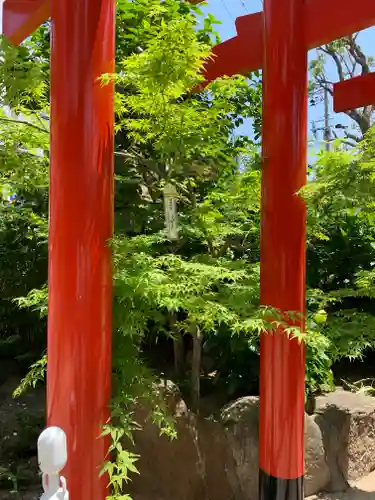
[310, 35, 374, 145]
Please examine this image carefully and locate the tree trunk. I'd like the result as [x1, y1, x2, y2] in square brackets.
[191, 326, 202, 413]
[173, 332, 185, 378]
[170, 312, 184, 378]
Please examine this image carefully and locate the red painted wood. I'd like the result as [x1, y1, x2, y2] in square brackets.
[203, 13, 263, 84]
[3, 0, 49, 45]
[334, 72, 375, 112]
[47, 0, 114, 499]
[308, 0, 375, 49]
[202, 0, 375, 83]
[202, 15, 262, 83]
[259, 0, 307, 481]
[2, 0, 200, 45]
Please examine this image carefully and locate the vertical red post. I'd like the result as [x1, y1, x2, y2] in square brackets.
[259, 0, 307, 498]
[47, 0, 115, 498]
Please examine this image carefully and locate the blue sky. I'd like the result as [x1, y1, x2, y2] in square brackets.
[199, 0, 375, 158]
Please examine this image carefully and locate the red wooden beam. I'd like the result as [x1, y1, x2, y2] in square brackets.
[3, 0, 50, 45]
[308, 0, 375, 48]
[2, 0, 200, 45]
[333, 72, 375, 112]
[5, 0, 375, 49]
[204, 12, 263, 84]
[203, 0, 375, 83]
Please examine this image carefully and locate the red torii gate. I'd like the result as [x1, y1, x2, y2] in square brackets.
[198, 2, 375, 500]
[2, 1, 375, 500]
[4, 1, 114, 500]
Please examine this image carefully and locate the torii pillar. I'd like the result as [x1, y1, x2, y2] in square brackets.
[199, 1, 375, 499]
[3, 1, 114, 499]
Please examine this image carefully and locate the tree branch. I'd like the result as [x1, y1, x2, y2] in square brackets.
[344, 130, 361, 143]
[321, 46, 345, 81]
[347, 36, 370, 75]
[0, 117, 48, 134]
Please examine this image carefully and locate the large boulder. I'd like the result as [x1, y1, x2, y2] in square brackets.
[127, 382, 236, 500]
[129, 392, 330, 500]
[315, 390, 375, 492]
[305, 413, 331, 495]
[220, 397, 259, 499]
[221, 397, 330, 499]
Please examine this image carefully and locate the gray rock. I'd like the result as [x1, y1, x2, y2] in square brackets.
[128, 391, 236, 500]
[221, 397, 259, 500]
[306, 413, 331, 495]
[221, 396, 330, 499]
[316, 391, 375, 492]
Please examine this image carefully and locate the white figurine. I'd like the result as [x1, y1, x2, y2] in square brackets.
[38, 427, 69, 500]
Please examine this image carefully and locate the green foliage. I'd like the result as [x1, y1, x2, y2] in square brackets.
[0, 32, 49, 367]
[0, 201, 47, 365]
[305, 329, 334, 396]
[113, 235, 260, 333]
[115, 0, 220, 63]
[15, 285, 48, 318]
[0, 109, 49, 189]
[303, 132, 375, 221]
[13, 355, 47, 398]
[109, 6, 258, 184]
[303, 132, 375, 289]
[0, 467, 18, 492]
[302, 128, 375, 391]
[0, 36, 49, 111]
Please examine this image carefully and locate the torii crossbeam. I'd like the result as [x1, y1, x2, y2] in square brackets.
[202, 0, 375, 83]
[334, 71, 375, 112]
